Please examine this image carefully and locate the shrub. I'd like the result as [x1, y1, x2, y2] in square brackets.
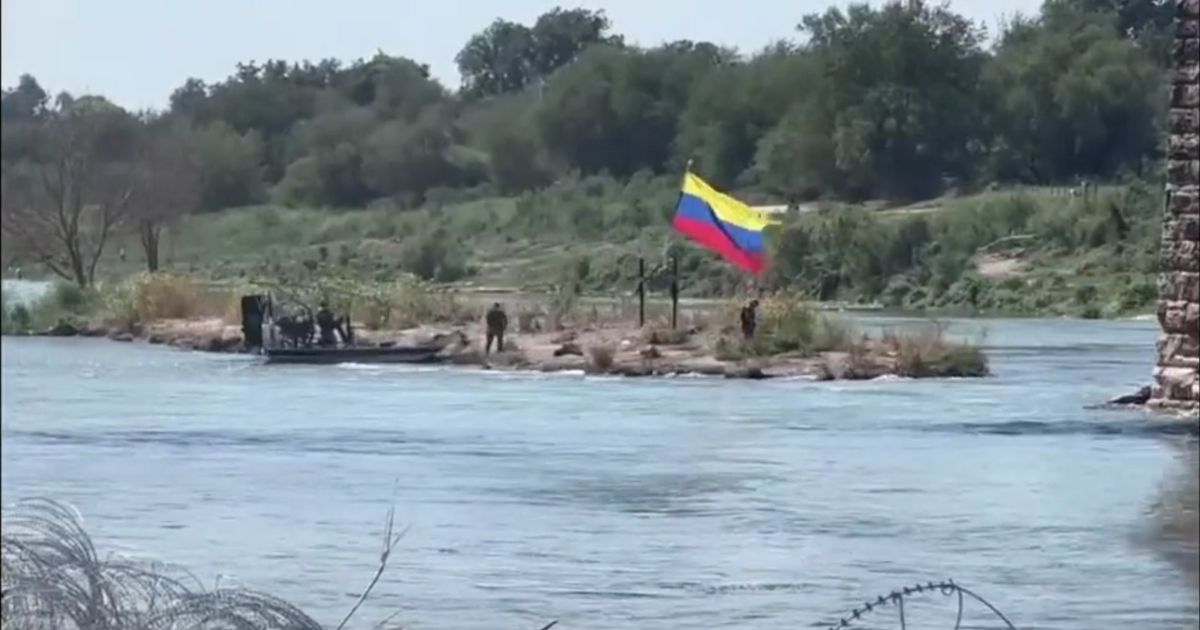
[49, 282, 91, 313]
[99, 274, 221, 330]
[882, 324, 988, 377]
[587, 344, 616, 371]
[741, 296, 859, 356]
[642, 327, 690, 346]
[713, 335, 744, 361]
[8, 304, 32, 333]
[1074, 284, 1098, 305]
[811, 316, 857, 352]
[344, 276, 461, 329]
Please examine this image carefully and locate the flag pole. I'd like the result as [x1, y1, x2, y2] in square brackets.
[669, 159, 692, 330]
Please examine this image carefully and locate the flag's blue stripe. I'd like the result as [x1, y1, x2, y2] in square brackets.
[675, 193, 765, 253]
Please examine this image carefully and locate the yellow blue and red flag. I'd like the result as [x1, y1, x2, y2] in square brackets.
[672, 172, 777, 274]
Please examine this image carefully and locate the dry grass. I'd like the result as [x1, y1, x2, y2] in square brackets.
[100, 274, 234, 331]
[348, 278, 469, 329]
[641, 327, 690, 346]
[881, 324, 989, 378]
[517, 310, 541, 333]
[712, 295, 859, 358]
[586, 344, 616, 371]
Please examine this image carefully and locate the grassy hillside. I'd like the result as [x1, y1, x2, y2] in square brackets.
[68, 175, 1161, 319]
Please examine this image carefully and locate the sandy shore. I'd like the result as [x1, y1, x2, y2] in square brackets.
[20, 316, 989, 382]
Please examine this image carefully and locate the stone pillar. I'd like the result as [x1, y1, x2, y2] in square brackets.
[1151, 0, 1200, 410]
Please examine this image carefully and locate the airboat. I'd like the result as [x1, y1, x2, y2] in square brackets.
[241, 293, 452, 366]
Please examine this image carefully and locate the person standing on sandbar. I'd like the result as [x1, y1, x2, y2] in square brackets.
[485, 303, 508, 355]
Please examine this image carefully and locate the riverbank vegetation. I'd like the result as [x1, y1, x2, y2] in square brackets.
[1, 0, 1174, 318]
[2, 275, 988, 380]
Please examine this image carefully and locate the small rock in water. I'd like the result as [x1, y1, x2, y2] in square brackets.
[1107, 385, 1151, 406]
[108, 332, 135, 343]
[44, 320, 79, 337]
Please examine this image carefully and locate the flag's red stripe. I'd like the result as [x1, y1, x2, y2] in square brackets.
[673, 215, 765, 273]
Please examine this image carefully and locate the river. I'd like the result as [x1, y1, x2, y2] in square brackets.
[1, 317, 1196, 629]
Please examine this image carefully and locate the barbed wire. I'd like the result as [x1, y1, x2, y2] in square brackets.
[824, 579, 1020, 630]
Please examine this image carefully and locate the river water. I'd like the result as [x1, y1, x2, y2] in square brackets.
[1, 317, 1197, 629]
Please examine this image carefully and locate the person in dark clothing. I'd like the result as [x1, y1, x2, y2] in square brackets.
[740, 299, 759, 340]
[485, 303, 508, 355]
[316, 302, 339, 347]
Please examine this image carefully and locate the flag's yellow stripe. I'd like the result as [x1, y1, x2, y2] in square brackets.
[681, 173, 779, 232]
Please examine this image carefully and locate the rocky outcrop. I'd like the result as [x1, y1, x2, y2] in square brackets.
[43, 320, 79, 337]
[1151, 0, 1200, 411]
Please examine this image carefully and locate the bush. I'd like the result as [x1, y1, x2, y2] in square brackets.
[642, 327, 690, 346]
[882, 324, 988, 377]
[49, 282, 91, 313]
[342, 276, 466, 329]
[743, 297, 853, 356]
[587, 344, 616, 371]
[99, 274, 223, 330]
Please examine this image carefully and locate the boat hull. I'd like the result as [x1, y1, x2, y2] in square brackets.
[263, 346, 442, 365]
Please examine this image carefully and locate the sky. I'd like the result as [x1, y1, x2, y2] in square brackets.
[1, 0, 1043, 111]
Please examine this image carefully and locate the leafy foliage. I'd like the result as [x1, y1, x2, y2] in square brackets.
[0, 0, 1175, 306]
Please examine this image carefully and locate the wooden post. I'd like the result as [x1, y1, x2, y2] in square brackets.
[670, 253, 679, 329]
[637, 256, 646, 328]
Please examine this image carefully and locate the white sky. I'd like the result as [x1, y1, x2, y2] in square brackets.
[1, 0, 1042, 111]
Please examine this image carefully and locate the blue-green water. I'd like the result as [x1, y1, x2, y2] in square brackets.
[1, 317, 1196, 629]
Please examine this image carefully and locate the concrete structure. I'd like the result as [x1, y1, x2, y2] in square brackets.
[1150, 0, 1200, 410]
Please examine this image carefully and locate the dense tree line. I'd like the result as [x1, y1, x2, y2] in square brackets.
[0, 0, 1175, 286]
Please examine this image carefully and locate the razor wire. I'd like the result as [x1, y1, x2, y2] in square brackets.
[823, 579, 1020, 630]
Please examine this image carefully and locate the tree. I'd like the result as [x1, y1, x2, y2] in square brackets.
[129, 121, 203, 272]
[456, 20, 536, 97]
[528, 8, 618, 77]
[362, 109, 480, 202]
[677, 43, 814, 188]
[983, 4, 1164, 182]
[796, 1, 988, 199]
[191, 121, 266, 210]
[0, 97, 140, 286]
[277, 106, 376, 206]
[457, 8, 618, 99]
[536, 42, 726, 176]
[458, 92, 550, 193]
[1, 74, 49, 122]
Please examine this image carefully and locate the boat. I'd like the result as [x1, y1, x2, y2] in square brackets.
[263, 344, 444, 365]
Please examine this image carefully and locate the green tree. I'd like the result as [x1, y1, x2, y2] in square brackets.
[676, 44, 813, 188]
[536, 42, 725, 176]
[797, 1, 988, 199]
[529, 8, 619, 77]
[191, 121, 266, 210]
[456, 20, 536, 97]
[984, 4, 1164, 182]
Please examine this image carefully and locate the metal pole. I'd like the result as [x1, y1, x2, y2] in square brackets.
[670, 253, 679, 330]
[638, 257, 646, 328]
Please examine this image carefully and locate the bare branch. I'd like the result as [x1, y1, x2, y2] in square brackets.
[335, 506, 408, 630]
